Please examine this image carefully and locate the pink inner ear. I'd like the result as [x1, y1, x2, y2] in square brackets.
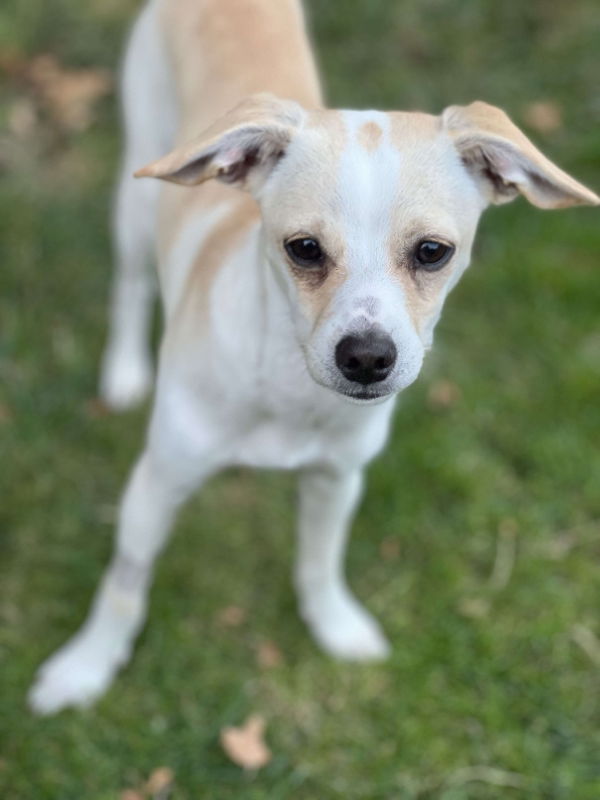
[491, 148, 527, 184]
[214, 147, 246, 174]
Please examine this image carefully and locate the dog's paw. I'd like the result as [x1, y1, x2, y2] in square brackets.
[301, 588, 391, 662]
[99, 348, 152, 411]
[28, 638, 125, 715]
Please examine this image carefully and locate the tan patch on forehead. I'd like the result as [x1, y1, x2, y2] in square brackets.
[357, 121, 383, 151]
[305, 108, 347, 152]
[388, 111, 440, 150]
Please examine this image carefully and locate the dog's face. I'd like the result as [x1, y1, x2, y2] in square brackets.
[259, 109, 484, 401]
[138, 94, 598, 403]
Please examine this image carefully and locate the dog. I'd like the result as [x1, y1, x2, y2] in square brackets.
[28, 0, 598, 714]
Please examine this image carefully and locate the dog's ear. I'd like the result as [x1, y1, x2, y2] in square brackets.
[135, 93, 305, 191]
[442, 101, 599, 209]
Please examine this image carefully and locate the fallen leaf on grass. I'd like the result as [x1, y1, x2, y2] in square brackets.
[220, 714, 272, 770]
[145, 766, 174, 798]
[522, 100, 562, 134]
[24, 54, 112, 133]
[379, 536, 401, 561]
[216, 605, 247, 627]
[256, 639, 284, 669]
[120, 791, 144, 800]
[120, 766, 174, 800]
[427, 379, 461, 410]
[0, 53, 113, 135]
[84, 397, 110, 419]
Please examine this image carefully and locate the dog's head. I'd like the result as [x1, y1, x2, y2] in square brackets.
[137, 94, 598, 403]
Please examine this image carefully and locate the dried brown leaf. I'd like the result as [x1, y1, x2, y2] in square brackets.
[27, 54, 112, 132]
[256, 640, 284, 669]
[379, 536, 401, 561]
[427, 379, 461, 410]
[84, 397, 110, 419]
[120, 791, 145, 800]
[145, 766, 174, 797]
[216, 605, 247, 627]
[523, 101, 563, 134]
[220, 714, 272, 770]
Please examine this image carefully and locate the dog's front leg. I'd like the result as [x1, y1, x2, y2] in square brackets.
[28, 445, 212, 715]
[295, 467, 390, 661]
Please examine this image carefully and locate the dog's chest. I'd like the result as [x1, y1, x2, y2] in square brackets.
[224, 388, 395, 472]
[231, 413, 328, 469]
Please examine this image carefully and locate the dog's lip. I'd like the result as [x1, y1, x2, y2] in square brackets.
[338, 387, 392, 403]
[347, 390, 383, 400]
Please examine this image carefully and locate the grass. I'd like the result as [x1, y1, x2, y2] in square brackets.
[1, 0, 599, 797]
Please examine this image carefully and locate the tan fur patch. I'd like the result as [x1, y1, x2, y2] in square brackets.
[357, 121, 382, 151]
[393, 266, 444, 335]
[167, 194, 259, 348]
[306, 108, 348, 154]
[388, 111, 440, 151]
[187, 195, 258, 307]
[160, 0, 323, 141]
[155, 0, 326, 315]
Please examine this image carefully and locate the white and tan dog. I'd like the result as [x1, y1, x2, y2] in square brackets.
[29, 0, 598, 714]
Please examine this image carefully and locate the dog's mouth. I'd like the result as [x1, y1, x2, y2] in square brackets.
[303, 350, 399, 405]
[338, 387, 392, 404]
[306, 363, 395, 404]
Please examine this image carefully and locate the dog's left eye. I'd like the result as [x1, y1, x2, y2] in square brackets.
[414, 240, 454, 271]
[285, 237, 324, 266]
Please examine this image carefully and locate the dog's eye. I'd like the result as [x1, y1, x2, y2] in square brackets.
[285, 237, 324, 266]
[414, 240, 454, 271]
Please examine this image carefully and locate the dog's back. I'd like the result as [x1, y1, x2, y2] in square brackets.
[159, 0, 322, 139]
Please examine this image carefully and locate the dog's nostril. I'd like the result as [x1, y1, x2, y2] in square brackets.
[335, 331, 397, 385]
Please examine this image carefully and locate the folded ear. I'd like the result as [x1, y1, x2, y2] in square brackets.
[134, 93, 305, 191]
[442, 101, 599, 209]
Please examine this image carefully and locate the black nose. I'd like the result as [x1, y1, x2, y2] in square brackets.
[335, 331, 397, 385]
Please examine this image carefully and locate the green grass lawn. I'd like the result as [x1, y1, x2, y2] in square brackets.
[1, 1, 599, 797]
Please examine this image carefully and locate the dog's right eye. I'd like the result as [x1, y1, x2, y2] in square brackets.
[285, 237, 324, 266]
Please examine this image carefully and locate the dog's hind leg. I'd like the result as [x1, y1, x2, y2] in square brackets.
[295, 467, 391, 661]
[100, 1, 176, 410]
